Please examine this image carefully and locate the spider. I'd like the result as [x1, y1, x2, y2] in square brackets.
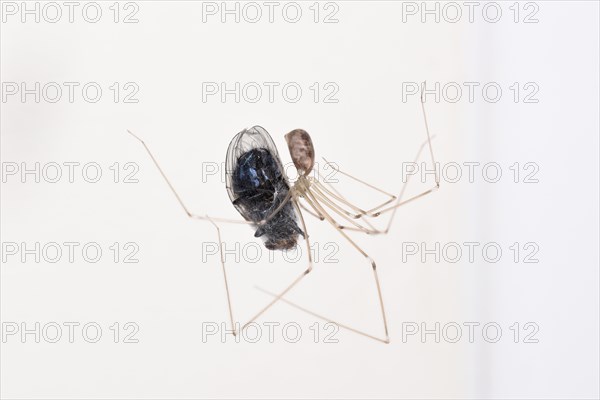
[126, 86, 439, 344]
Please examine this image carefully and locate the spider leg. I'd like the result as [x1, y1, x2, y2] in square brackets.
[240, 197, 314, 331]
[317, 161, 396, 214]
[311, 181, 365, 218]
[254, 287, 389, 344]
[127, 129, 253, 336]
[318, 132, 434, 218]
[311, 82, 440, 233]
[298, 199, 324, 220]
[309, 185, 381, 234]
[315, 134, 437, 234]
[299, 187, 390, 343]
[205, 216, 237, 336]
[128, 130, 321, 335]
[126, 130, 252, 225]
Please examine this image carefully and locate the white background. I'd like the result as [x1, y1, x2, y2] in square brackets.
[1, 1, 599, 398]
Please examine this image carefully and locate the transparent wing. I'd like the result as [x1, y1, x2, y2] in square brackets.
[225, 125, 288, 220]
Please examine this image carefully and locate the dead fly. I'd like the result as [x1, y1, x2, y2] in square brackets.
[127, 87, 439, 344]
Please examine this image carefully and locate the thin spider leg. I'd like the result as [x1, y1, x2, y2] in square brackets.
[421, 81, 440, 186]
[367, 184, 438, 217]
[302, 191, 351, 230]
[315, 169, 347, 200]
[360, 86, 440, 223]
[303, 188, 390, 343]
[312, 178, 367, 216]
[302, 191, 381, 235]
[205, 216, 236, 336]
[314, 176, 394, 220]
[331, 225, 382, 234]
[313, 135, 438, 234]
[317, 134, 437, 218]
[310, 182, 379, 233]
[311, 175, 389, 233]
[311, 181, 388, 233]
[254, 287, 389, 344]
[126, 130, 252, 225]
[240, 197, 314, 331]
[378, 83, 439, 232]
[321, 157, 396, 198]
[127, 129, 251, 336]
[309, 82, 439, 230]
[298, 199, 324, 221]
[311, 182, 364, 219]
[310, 186, 381, 234]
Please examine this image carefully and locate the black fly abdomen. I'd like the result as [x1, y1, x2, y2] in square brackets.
[226, 126, 304, 250]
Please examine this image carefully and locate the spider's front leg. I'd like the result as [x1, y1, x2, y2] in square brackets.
[315, 90, 440, 234]
[126, 129, 252, 336]
[126, 130, 252, 225]
[239, 194, 315, 332]
[127, 130, 317, 336]
[287, 186, 391, 343]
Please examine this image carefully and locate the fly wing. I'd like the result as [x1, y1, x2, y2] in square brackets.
[225, 125, 287, 220]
